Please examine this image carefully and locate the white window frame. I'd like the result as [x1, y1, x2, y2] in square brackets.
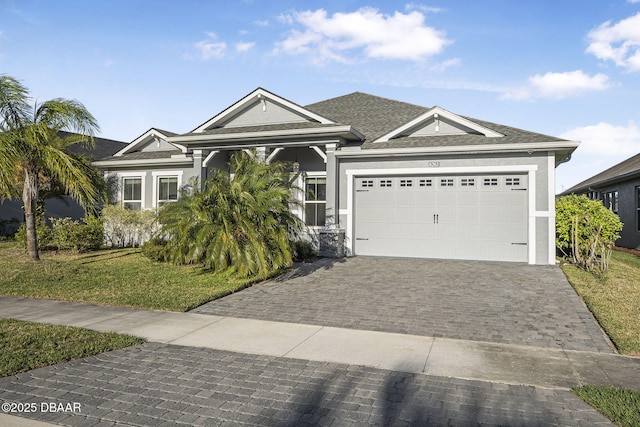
[152, 171, 183, 208]
[118, 172, 146, 210]
[303, 172, 327, 228]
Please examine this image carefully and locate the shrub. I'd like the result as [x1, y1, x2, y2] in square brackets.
[292, 240, 317, 262]
[141, 237, 167, 262]
[15, 216, 103, 252]
[15, 221, 54, 250]
[101, 204, 157, 248]
[158, 151, 302, 278]
[50, 216, 103, 252]
[556, 194, 623, 275]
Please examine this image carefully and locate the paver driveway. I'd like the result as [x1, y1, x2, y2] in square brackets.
[194, 257, 613, 353]
[0, 344, 612, 426]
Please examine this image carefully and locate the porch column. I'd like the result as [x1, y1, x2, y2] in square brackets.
[193, 149, 205, 189]
[324, 143, 338, 227]
[256, 147, 267, 162]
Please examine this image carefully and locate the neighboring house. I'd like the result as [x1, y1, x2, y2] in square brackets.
[0, 132, 126, 234]
[93, 88, 579, 264]
[560, 153, 640, 250]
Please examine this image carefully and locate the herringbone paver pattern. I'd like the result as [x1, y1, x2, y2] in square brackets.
[0, 343, 612, 426]
[193, 257, 612, 352]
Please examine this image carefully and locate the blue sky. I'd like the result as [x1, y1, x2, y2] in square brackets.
[2, 0, 640, 193]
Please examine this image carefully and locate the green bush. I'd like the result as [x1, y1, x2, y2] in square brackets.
[556, 194, 623, 275]
[15, 216, 103, 252]
[141, 237, 167, 262]
[292, 240, 317, 262]
[15, 221, 54, 250]
[101, 204, 157, 248]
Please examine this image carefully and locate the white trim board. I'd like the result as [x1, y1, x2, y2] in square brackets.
[151, 171, 184, 208]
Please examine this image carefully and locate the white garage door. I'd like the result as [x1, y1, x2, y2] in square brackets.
[354, 174, 528, 262]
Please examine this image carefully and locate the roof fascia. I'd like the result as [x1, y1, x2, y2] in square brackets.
[169, 125, 364, 144]
[165, 139, 344, 151]
[191, 88, 335, 133]
[374, 106, 504, 143]
[92, 157, 193, 168]
[571, 169, 640, 192]
[113, 128, 182, 156]
[334, 141, 580, 158]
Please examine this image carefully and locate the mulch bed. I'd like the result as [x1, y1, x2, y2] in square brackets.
[612, 246, 640, 257]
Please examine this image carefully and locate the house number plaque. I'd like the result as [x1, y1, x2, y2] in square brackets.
[427, 161, 440, 167]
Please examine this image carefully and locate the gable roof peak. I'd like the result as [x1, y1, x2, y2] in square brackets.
[374, 105, 505, 143]
[113, 127, 181, 157]
[191, 87, 336, 134]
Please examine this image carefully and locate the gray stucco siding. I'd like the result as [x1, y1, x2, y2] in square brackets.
[334, 151, 555, 264]
[586, 179, 640, 249]
[336, 152, 550, 211]
[103, 164, 199, 210]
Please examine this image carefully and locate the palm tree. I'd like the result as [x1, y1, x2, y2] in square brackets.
[158, 151, 302, 278]
[0, 75, 103, 261]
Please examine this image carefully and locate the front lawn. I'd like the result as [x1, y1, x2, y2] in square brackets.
[573, 386, 640, 427]
[560, 249, 640, 355]
[0, 318, 143, 377]
[0, 242, 257, 311]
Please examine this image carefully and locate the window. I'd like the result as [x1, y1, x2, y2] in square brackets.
[158, 177, 178, 206]
[361, 180, 374, 188]
[305, 177, 326, 227]
[419, 179, 432, 187]
[380, 179, 393, 187]
[484, 178, 498, 186]
[400, 179, 413, 187]
[461, 178, 475, 187]
[440, 178, 454, 187]
[505, 177, 520, 186]
[123, 177, 142, 210]
[602, 191, 619, 213]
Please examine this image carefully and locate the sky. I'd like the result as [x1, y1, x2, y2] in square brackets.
[2, 0, 640, 193]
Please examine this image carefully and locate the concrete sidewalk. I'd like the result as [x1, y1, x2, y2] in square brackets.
[2, 296, 639, 392]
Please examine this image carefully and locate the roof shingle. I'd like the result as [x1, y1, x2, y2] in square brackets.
[562, 153, 640, 193]
[305, 92, 567, 149]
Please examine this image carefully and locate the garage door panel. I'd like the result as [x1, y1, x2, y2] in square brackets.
[354, 174, 528, 262]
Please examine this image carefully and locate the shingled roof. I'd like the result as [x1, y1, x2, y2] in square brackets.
[59, 131, 126, 159]
[562, 153, 640, 194]
[306, 92, 567, 149]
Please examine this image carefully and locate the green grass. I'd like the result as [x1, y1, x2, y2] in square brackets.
[0, 242, 258, 311]
[0, 318, 143, 377]
[573, 386, 640, 427]
[561, 250, 640, 355]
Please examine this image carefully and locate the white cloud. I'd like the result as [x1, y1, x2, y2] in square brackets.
[194, 32, 226, 60]
[428, 58, 461, 72]
[235, 41, 255, 52]
[628, 0, 640, 3]
[404, 3, 444, 14]
[275, 7, 451, 64]
[560, 121, 640, 157]
[502, 70, 611, 100]
[586, 13, 640, 72]
[254, 20, 269, 27]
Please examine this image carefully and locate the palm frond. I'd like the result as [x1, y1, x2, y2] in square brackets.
[0, 75, 31, 131]
[34, 99, 99, 144]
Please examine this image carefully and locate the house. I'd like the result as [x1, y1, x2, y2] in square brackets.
[0, 133, 126, 235]
[560, 153, 640, 250]
[93, 88, 579, 264]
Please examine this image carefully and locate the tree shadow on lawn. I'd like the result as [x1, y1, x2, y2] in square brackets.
[77, 248, 140, 265]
